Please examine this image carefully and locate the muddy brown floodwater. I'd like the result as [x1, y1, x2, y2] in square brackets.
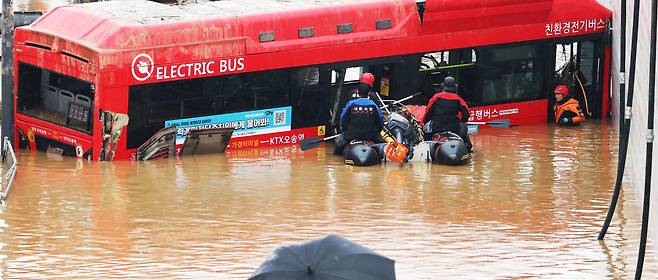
[0, 121, 656, 279]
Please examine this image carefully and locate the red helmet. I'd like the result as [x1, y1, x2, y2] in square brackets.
[359, 72, 375, 87]
[554, 85, 569, 95]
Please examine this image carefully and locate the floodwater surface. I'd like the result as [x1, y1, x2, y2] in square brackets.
[0, 121, 656, 279]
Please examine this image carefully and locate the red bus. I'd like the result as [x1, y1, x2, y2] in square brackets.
[13, 0, 612, 160]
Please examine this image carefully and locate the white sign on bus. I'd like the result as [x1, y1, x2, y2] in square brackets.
[132, 53, 246, 82]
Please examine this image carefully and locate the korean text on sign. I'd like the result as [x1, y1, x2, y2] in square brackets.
[468, 109, 499, 121]
[545, 19, 606, 36]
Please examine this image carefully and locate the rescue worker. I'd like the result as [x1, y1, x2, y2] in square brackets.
[553, 84, 585, 126]
[422, 76, 473, 151]
[351, 72, 381, 103]
[334, 74, 387, 155]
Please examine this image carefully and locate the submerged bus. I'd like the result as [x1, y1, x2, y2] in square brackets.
[13, 0, 611, 160]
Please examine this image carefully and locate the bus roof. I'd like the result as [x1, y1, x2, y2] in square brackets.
[16, 0, 611, 70]
[62, 0, 379, 24]
[21, 0, 419, 52]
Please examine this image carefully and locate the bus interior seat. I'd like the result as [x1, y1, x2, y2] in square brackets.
[43, 85, 59, 112]
[58, 89, 75, 114]
[75, 94, 92, 109]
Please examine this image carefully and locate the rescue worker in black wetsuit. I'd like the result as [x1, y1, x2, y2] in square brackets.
[334, 73, 386, 155]
[553, 85, 585, 126]
[422, 76, 473, 151]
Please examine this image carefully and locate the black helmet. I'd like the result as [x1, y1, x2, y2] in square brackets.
[441, 76, 458, 92]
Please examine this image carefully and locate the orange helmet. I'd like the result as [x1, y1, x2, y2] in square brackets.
[360, 72, 375, 87]
[554, 85, 569, 96]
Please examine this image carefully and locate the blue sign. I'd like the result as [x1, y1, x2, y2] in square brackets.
[165, 106, 292, 144]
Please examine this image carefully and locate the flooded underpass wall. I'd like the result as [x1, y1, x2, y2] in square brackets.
[611, 0, 658, 259]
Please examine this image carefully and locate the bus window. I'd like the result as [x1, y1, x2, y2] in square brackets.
[556, 43, 576, 75]
[450, 48, 477, 65]
[418, 43, 547, 107]
[127, 67, 327, 149]
[17, 62, 94, 133]
[220, 75, 254, 114]
[578, 42, 596, 90]
[478, 44, 545, 105]
[331, 67, 362, 84]
[224, 70, 291, 113]
[127, 77, 219, 149]
[290, 67, 328, 128]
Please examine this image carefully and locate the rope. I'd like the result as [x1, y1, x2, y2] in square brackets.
[575, 72, 593, 117]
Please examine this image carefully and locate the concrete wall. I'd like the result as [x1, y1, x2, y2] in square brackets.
[611, 0, 658, 255]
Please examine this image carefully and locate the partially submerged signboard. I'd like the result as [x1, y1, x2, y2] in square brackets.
[135, 126, 176, 160]
[179, 128, 234, 156]
[135, 126, 235, 160]
[165, 106, 292, 155]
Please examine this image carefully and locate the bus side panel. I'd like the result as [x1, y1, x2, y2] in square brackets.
[15, 119, 93, 157]
[469, 99, 549, 126]
[423, 0, 552, 34]
[419, 0, 610, 53]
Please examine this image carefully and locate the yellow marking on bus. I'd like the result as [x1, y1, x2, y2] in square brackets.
[318, 126, 326, 136]
[27, 129, 35, 142]
[380, 77, 390, 97]
[419, 63, 476, 72]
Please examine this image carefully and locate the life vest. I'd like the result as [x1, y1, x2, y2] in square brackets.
[554, 98, 585, 124]
[423, 91, 469, 133]
[340, 98, 384, 141]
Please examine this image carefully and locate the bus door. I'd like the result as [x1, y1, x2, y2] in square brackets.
[326, 59, 413, 132]
[327, 63, 395, 130]
[99, 111, 129, 161]
[364, 61, 415, 101]
[327, 65, 376, 131]
[329, 68, 348, 131]
[552, 38, 609, 120]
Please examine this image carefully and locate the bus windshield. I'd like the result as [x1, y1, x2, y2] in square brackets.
[17, 62, 94, 134]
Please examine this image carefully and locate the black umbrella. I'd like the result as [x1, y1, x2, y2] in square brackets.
[249, 234, 396, 280]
